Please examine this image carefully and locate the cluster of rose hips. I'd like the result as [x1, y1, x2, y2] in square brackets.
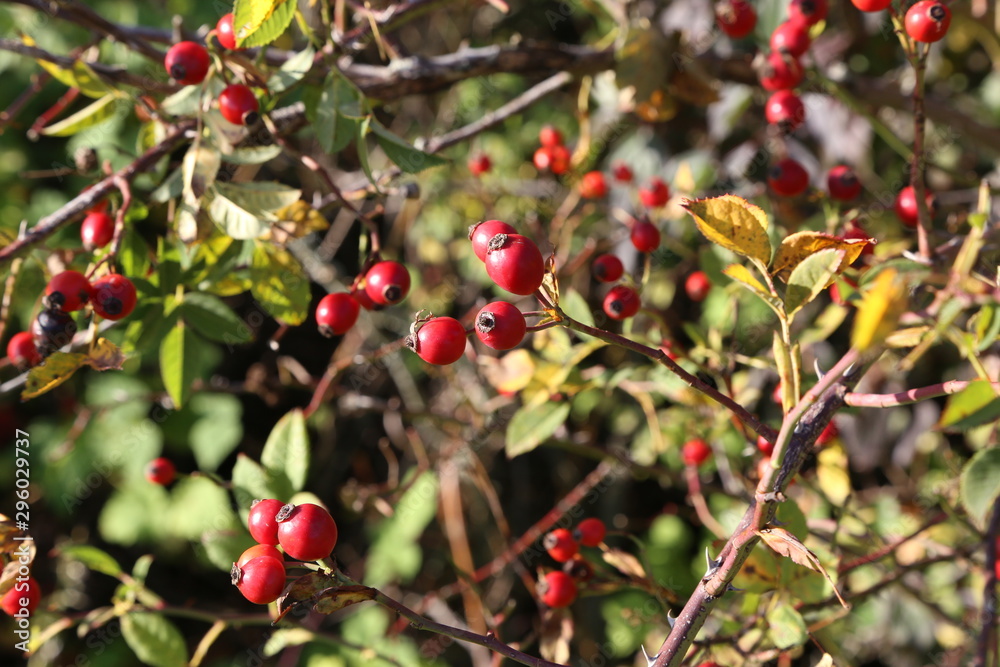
[537, 518, 607, 608]
[532, 125, 572, 175]
[716, 0, 943, 232]
[162, 13, 260, 126]
[0, 575, 42, 619]
[232, 499, 339, 605]
[5, 269, 137, 371]
[314, 259, 412, 337]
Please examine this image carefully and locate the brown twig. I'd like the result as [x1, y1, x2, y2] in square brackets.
[908, 44, 932, 260]
[844, 380, 1000, 408]
[974, 496, 1000, 667]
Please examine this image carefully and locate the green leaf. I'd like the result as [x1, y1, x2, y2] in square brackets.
[505, 402, 572, 458]
[121, 612, 188, 667]
[723, 263, 781, 313]
[370, 121, 447, 173]
[784, 248, 845, 320]
[356, 116, 375, 186]
[180, 292, 253, 344]
[208, 189, 267, 239]
[32, 55, 110, 98]
[231, 453, 284, 509]
[250, 241, 311, 325]
[221, 144, 284, 165]
[167, 477, 238, 540]
[160, 85, 202, 117]
[159, 321, 198, 408]
[57, 544, 122, 577]
[961, 448, 1000, 528]
[235, 0, 296, 48]
[39, 93, 120, 137]
[766, 602, 808, 650]
[366, 472, 438, 587]
[561, 288, 594, 328]
[201, 530, 256, 571]
[188, 393, 243, 473]
[261, 409, 310, 498]
[939, 381, 1000, 430]
[217, 181, 302, 213]
[270, 45, 315, 93]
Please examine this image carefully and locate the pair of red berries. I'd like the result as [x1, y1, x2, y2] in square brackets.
[1, 577, 42, 617]
[407, 300, 528, 365]
[533, 125, 571, 175]
[314, 260, 411, 337]
[163, 41, 259, 125]
[543, 518, 607, 563]
[234, 499, 339, 604]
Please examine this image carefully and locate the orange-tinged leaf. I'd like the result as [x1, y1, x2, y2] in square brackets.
[602, 548, 646, 579]
[772, 232, 870, 282]
[851, 268, 906, 352]
[85, 338, 125, 371]
[682, 195, 771, 265]
[479, 349, 535, 395]
[757, 526, 848, 608]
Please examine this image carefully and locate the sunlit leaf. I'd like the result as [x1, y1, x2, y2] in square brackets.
[851, 268, 906, 352]
[370, 120, 447, 173]
[121, 612, 188, 667]
[22, 352, 88, 400]
[312, 585, 377, 615]
[234, 0, 296, 48]
[757, 526, 848, 608]
[960, 447, 1000, 528]
[771, 232, 869, 282]
[39, 94, 120, 137]
[683, 195, 771, 265]
[249, 241, 311, 325]
[506, 401, 571, 458]
[817, 444, 851, 507]
[784, 248, 846, 320]
[261, 409, 310, 498]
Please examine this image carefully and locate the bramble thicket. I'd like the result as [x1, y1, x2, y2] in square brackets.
[0, 1, 999, 666]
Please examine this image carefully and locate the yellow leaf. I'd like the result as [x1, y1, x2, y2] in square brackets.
[22, 352, 89, 400]
[682, 194, 772, 265]
[817, 444, 851, 507]
[757, 526, 849, 608]
[273, 200, 329, 238]
[851, 269, 906, 352]
[771, 232, 870, 282]
[85, 338, 125, 371]
[479, 349, 535, 395]
[21, 34, 109, 98]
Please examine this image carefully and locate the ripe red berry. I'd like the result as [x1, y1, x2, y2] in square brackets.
[592, 254, 624, 283]
[905, 1, 951, 43]
[216, 13, 239, 50]
[817, 421, 839, 446]
[6, 332, 41, 370]
[248, 498, 286, 546]
[638, 177, 670, 208]
[685, 271, 712, 302]
[544, 528, 579, 563]
[475, 301, 526, 351]
[894, 185, 935, 228]
[365, 260, 411, 306]
[760, 52, 804, 91]
[770, 20, 811, 58]
[539, 125, 564, 148]
[144, 457, 176, 485]
[468, 153, 491, 176]
[757, 435, 774, 457]
[409, 316, 468, 365]
[788, 0, 827, 26]
[579, 171, 608, 199]
[45, 270, 93, 312]
[851, 0, 891, 11]
[682, 438, 712, 467]
[573, 518, 606, 547]
[484, 234, 545, 296]
[236, 544, 284, 568]
[612, 162, 633, 183]
[603, 285, 641, 321]
[164, 41, 210, 85]
[276, 503, 339, 562]
[91, 274, 137, 320]
[827, 165, 862, 201]
[233, 556, 285, 604]
[768, 158, 810, 197]
[219, 84, 260, 126]
[716, 0, 757, 38]
[631, 219, 661, 253]
[765, 90, 806, 131]
[533, 145, 570, 174]
[316, 293, 360, 337]
[32, 308, 77, 358]
[539, 570, 577, 608]
[469, 220, 517, 262]
[1, 576, 41, 617]
[81, 211, 114, 250]
[351, 284, 377, 311]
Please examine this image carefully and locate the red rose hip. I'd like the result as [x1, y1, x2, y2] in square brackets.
[484, 234, 545, 296]
[237, 544, 284, 568]
[603, 285, 640, 321]
[216, 13, 239, 50]
[409, 316, 468, 365]
[630, 219, 661, 253]
[827, 165, 862, 201]
[760, 52, 804, 91]
[475, 302, 526, 351]
[765, 90, 806, 131]
[543, 528, 579, 563]
[316, 293, 360, 337]
[682, 438, 712, 466]
[685, 271, 712, 302]
[638, 177, 670, 208]
[81, 211, 114, 250]
[45, 270, 93, 312]
[91, 274, 137, 320]
[164, 41, 210, 85]
[716, 0, 757, 38]
[248, 498, 286, 546]
[469, 220, 517, 262]
[1, 576, 41, 617]
[6, 332, 41, 369]
[768, 158, 809, 197]
[219, 84, 260, 126]
[145, 457, 176, 485]
[905, 1, 950, 43]
[276, 503, 339, 562]
[573, 518, 606, 547]
[365, 260, 411, 306]
[233, 556, 285, 604]
[592, 254, 624, 283]
[539, 571, 576, 608]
